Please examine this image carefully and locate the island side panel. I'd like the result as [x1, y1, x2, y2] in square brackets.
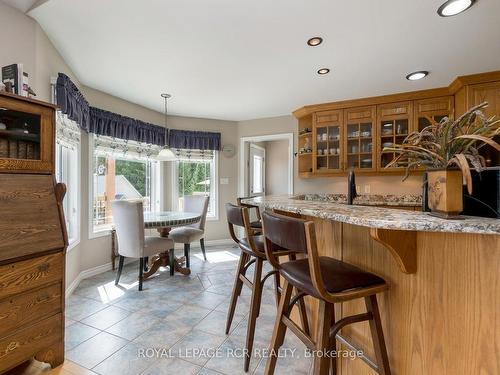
[338, 224, 500, 375]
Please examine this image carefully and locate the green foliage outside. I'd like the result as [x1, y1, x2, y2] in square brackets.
[177, 160, 210, 196]
[115, 159, 147, 196]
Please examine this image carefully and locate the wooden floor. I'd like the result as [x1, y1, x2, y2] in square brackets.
[5, 360, 97, 375]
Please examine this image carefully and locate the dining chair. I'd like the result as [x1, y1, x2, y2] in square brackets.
[112, 200, 175, 291]
[169, 195, 210, 268]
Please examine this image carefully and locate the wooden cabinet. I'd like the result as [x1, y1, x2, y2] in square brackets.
[0, 93, 66, 373]
[344, 106, 376, 171]
[0, 92, 55, 174]
[413, 96, 454, 132]
[467, 82, 500, 165]
[313, 110, 343, 173]
[376, 101, 412, 171]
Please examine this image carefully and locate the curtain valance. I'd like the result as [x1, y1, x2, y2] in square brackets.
[89, 107, 166, 146]
[56, 73, 90, 131]
[169, 129, 221, 151]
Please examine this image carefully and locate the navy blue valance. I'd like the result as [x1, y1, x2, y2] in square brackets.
[56, 73, 90, 131]
[89, 107, 166, 146]
[56, 73, 167, 146]
[169, 129, 221, 151]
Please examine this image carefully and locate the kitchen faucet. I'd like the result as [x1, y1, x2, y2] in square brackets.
[347, 169, 358, 205]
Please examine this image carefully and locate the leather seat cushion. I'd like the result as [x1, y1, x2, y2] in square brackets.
[240, 235, 265, 255]
[250, 220, 262, 229]
[169, 227, 204, 244]
[144, 236, 174, 257]
[280, 257, 385, 298]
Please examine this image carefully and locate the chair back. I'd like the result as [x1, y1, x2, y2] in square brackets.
[237, 196, 261, 220]
[226, 203, 254, 245]
[184, 195, 210, 230]
[261, 211, 308, 255]
[111, 200, 145, 258]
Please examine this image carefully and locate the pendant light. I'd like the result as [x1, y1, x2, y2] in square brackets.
[157, 93, 176, 161]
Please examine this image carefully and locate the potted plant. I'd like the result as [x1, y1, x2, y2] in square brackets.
[383, 102, 500, 218]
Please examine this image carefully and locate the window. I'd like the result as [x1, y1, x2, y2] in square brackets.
[55, 115, 80, 249]
[89, 135, 161, 236]
[173, 150, 218, 219]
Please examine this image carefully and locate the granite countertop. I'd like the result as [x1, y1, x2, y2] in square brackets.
[242, 194, 500, 235]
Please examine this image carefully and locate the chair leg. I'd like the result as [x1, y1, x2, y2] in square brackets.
[244, 257, 264, 372]
[264, 280, 293, 375]
[273, 269, 281, 307]
[139, 258, 144, 291]
[329, 306, 337, 375]
[295, 287, 310, 336]
[225, 252, 249, 334]
[115, 256, 124, 285]
[312, 300, 333, 375]
[184, 243, 191, 268]
[365, 295, 391, 375]
[200, 238, 207, 261]
[144, 256, 149, 272]
[169, 248, 175, 276]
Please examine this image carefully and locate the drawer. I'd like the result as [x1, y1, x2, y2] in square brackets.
[0, 253, 63, 300]
[0, 313, 62, 372]
[0, 283, 62, 338]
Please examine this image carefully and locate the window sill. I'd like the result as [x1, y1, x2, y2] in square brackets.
[207, 215, 219, 222]
[88, 228, 112, 240]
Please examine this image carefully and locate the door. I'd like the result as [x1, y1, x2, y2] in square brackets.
[249, 144, 265, 196]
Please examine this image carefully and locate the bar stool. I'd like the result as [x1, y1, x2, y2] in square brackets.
[225, 203, 310, 372]
[261, 211, 391, 375]
[237, 197, 262, 234]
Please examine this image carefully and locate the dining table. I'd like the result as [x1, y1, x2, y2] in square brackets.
[111, 210, 202, 277]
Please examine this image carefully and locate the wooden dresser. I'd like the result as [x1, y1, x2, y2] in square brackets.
[0, 92, 67, 373]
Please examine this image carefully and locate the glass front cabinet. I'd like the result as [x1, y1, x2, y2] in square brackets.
[344, 106, 376, 172]
[414, 96, 454, 132]
[313, 110, 343, 173]
[0, 93, 55, 173]
[376, 101, 412, 171]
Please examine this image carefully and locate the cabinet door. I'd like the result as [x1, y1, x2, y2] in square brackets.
[413, 96, 454, 132]
[313, 110, 343, 173]
[343, 106, 376, 172]
[468, 82, 500, 166]
[376, 101, 412, 171]
[0, 95, 54, 173]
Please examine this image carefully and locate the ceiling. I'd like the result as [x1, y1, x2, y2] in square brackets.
[24, 0, 500, 121]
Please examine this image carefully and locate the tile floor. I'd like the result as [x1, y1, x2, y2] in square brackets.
[30, 244, 314, 375]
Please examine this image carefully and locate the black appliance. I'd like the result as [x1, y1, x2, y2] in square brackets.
[462, 167, 500, 218]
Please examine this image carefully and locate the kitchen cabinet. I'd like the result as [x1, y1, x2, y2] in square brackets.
[344, 106, 376, 172]
[313, 110, 343, 173]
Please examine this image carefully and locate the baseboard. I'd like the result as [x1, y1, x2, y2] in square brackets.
[66, 238, 234, 297]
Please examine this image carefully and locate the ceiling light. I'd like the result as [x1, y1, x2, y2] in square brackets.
[157, 93, 177, 161]
[307, 37, 323, 46]
[437, 0, 475, 17]
[406, 71, 429, 81]
[317, 68, 330, 75]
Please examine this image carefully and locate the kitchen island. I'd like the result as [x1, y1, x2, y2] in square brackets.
[243, 194, 500, 375]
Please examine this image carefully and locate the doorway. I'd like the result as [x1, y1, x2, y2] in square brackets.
[239, 133, 294, 197]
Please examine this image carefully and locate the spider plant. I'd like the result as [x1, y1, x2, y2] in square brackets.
[383, 102, 500, 193]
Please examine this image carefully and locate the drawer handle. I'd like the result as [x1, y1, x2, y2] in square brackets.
[38, 263, 50, 272]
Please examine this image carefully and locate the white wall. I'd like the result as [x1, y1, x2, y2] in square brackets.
[264, 139, 289, 195]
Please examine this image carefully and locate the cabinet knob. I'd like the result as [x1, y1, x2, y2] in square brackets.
[38, 263, 50, 272]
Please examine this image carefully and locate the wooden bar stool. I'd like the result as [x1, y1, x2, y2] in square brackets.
[225, 203, 310, 372]
[261, 211, 391, 375]
[237, 197, 262, 234]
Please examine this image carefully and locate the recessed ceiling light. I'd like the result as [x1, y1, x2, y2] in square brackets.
[437, 0, 475, 17]
[307, 37, 323, 46]
[406, 71, 429, 81]
[317, 68, 330, 75]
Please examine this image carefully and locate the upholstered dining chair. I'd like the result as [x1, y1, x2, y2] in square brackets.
[169, 195, 210, 268]
[112, 200, 174, 291]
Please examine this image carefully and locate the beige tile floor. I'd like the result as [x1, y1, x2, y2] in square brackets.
[10, 245, 312, 375]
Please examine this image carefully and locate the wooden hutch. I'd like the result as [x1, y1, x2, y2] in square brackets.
[0, 92, 67, 372]
[296, 71, 500, 177]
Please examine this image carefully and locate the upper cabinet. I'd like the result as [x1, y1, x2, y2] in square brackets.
[344, 106, 376, 172]
[313, 110, 343, 173]
[294, 71, 500, 178]
[376, 101, 412, 171]
[0, 93, 55, 174]
[413, 96, 454, 132]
